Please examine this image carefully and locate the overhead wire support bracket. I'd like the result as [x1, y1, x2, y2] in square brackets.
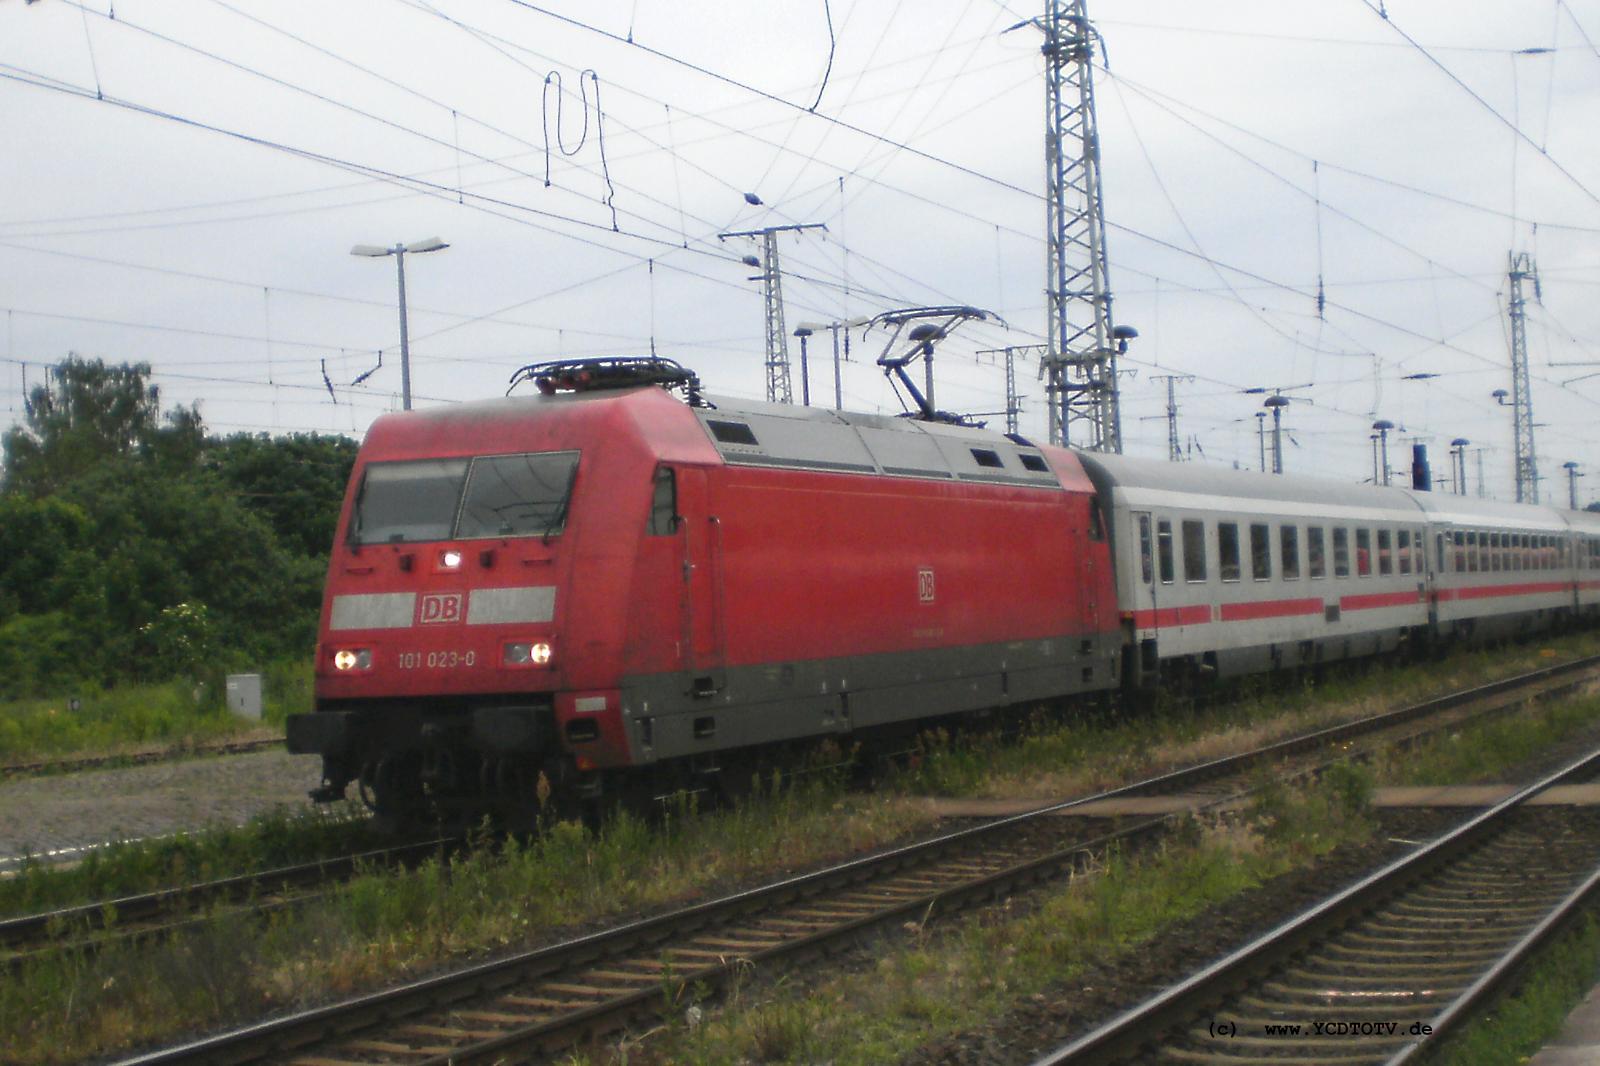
[717, 223, 827, 405]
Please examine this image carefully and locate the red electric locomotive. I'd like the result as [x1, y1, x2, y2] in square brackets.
[287, 358, 1122, 821]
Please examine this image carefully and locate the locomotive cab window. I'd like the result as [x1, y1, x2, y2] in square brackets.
[647, 467, 678, 536]
[1019, 453, 1049, 472]
[1088, 501, 1106, 541]
[1182, 520, 1207, 583]
[457, 452, 581, 539]
[348, 458, 469, 544]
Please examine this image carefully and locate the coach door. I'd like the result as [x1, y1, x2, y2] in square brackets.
[675, 467, 725, 697]
[1131, 511, 1160, 632]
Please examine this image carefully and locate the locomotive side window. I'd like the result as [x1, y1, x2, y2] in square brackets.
[1332, 528, 1351, 578]
[708, 420, 759, 445]
[647, 467, 677, 536]
[457, 452, 581, 539]
[1280, 525, 1301, 580]
[1397, 530, 1412, 575]
[349, 458, 469, 544]
[1137, 514, 1154, 585]
[969, 448, 1004, 469]
[1356, 528, 1372, 577]
[1182, 520, 1207, 583]
[1250, 523, 1271, 581]
[1218, 522, 1241, 582]
[1157, 520, 1175, 585]
[1377, 529, 1393, 575]
[1307, 527, 1326, 579]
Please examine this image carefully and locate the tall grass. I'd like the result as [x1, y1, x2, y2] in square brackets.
[0, 775, 930, 1063]
[654, 772, 1375, 1065]
[0, 658, 311, 763]
[0, 805, 375, 919]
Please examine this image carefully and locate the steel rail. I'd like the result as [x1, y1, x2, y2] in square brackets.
[0, 737, 283, 779]
[1031, 743, 1600, 1066]
[114, 653, 1600, 1066]
[0, 837, 457, 965]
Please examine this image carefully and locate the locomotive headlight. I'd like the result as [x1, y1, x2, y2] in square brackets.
[333, 648, 372, 671]
[439, 549, 463, 570]
[503, 641, 553, 667]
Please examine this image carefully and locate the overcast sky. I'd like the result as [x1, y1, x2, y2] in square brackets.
[3, 0, 1598, 504]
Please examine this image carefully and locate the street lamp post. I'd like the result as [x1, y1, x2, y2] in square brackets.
[793, 326, 813, 406]
[351, 237, 449, 410]
[795, 317, 870, 411]
[1372, 419, 1395, 486]
[1564, 461, 1582, 510]
[1264, 395, 1290, 474]
[1450, 438, 1470, 496]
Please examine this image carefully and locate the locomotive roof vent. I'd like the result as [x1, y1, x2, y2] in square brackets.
[507, 356, 707, 406]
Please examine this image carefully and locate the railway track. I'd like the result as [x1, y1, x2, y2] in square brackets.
[1034, 746, 1600, 1066]
[114, 654, 1600, 1066]
[0, 736, 283, 779]
[0, 837, 458, 971]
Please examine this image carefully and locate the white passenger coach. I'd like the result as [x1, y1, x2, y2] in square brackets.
[1077, 452, 1599, 685]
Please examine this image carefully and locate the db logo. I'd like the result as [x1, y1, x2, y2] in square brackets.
[917, 567, 936, 604]
[419, 592, 464, 625]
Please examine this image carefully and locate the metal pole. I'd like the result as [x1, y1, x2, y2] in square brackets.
[831, 325, 842, 410]
[799, 334, 811, 406]
[1256, 412, 1266, 472]
[1380, 429, 1389, 486]
[1272, 406, 1284, 474]
[394, 245, 411, 411]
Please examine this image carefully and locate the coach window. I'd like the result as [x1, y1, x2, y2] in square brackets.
[1437, 533, 1448, 573]
[1308, 527, 1326, 579]
[1488, 532, 1501, 572]
[1157, 520, 1176, 584]
[1183, 520, 1207, 583]
[647, 467, 677, 536]
[1398, 530, 1412, 575]
[1355, 528, 1372, 576]
[1137, 515, 1154, 584]
[1466, 531, 1479, 572]
[1452, 531, 1465, 571]
[1281, 525, 1301, 580]
[1251, 523, 1271, 581]
[1332, 528, 1351, 578]
[1376, 529, 1393, 575]
[1218, 522, 1241, 582]
[1417, 528, 1427, 573]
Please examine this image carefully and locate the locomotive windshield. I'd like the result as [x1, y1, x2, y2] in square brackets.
[348, 451, 579, 544]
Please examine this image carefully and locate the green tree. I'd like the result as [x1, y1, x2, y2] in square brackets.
[2, 355, 203, 495]
[206, 432, 358, 557]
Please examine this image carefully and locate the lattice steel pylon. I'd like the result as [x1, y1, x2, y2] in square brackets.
[1507, 251, 1540, 504]
[720, 223, 825, 405]
[1031, 0, 1121, 451]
